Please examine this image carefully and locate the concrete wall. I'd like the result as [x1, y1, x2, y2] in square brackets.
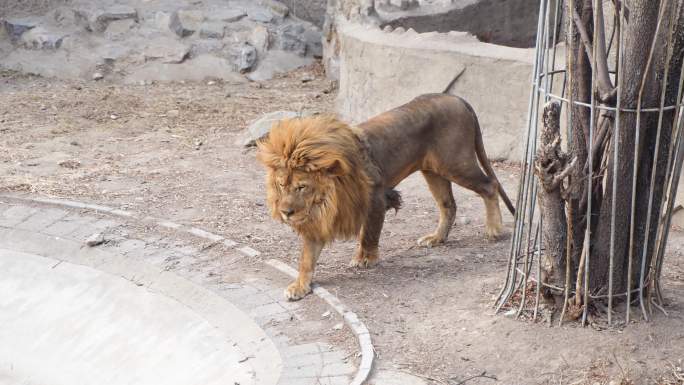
[335, 21, 535, 161]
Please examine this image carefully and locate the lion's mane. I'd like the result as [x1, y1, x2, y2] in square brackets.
[256, 115, 372, 242]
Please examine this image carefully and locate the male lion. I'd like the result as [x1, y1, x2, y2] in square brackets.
[257, 93, 515, 300]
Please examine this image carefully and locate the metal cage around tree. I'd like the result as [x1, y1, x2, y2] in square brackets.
[494, 0, 684, 326]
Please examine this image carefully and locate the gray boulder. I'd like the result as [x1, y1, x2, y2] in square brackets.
[248, 9, 276, 23]
[20, 27, 66, 50]
[3, 18, 38, 42]
[90, 6, 138, 33]
[169, 9, 204, 37]
[144, 37, 189, 64]
[278, 23, 322, 57]
[236, 111, 300, 147]
[238, 43, 257, 73]
[210, 8, 247, 23]
[199, 22, 225, 39]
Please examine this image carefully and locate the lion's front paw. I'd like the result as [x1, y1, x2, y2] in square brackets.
[485, 224, 503, 240]
[350, 250, 378, 268]
[417, 233, 445, 247]
[284, 281, 311, 301]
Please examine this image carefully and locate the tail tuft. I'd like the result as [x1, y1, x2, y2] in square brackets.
[385, 189, 403, 213]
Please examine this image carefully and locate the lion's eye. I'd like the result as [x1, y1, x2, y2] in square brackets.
[296, 185, 306, 192]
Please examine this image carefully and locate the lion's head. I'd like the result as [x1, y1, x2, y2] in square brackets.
[256, 115, 371, 242]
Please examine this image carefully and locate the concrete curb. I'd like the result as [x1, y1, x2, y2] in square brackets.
[266, 259, 374, 385]
[1, 194, 373, 385]
[12, 196, 261, 259]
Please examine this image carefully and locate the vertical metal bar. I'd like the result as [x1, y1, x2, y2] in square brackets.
[639, 0, 676, 321]
[582, 0, 601, 327]
[559, 0, 575, 327]
[495, 0, 548, 311]
[608, 0, 626, 326]
[653, 57, 684, 307]
[549, 0, 563, 95]
[629, 0, 668, 322]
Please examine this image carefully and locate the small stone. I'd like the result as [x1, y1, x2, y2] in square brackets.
[382, 25, 393, 33]
[504, 309, 517, 317]
[58, 159, 81, 169]
[206, 80, 216, 86]
[300, 73, 314, 83]
[92, 72, 104, 80]
[70, 141, 79, 146]
[321, 311, 331, 318]
[85, 232, 105, 247]
[110, 114, 118, 120]
[332, 323, 344, 331]
[166, 109, 180, 117]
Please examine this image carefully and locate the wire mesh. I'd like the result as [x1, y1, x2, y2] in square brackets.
[494, 0, 684, 326]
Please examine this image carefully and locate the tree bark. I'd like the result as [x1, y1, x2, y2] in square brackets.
[536, 102, 578, 298]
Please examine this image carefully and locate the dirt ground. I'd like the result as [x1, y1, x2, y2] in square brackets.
[2, 65, 684, 385]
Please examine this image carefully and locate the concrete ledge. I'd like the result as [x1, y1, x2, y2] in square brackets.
[334, 19, 537, 162]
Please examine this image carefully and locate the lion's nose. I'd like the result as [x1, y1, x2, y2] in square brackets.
[280, 208, 295, 218]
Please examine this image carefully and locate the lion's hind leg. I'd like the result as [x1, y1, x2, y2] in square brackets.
[448, 168, 503, 240]
[417, 171, 457, 247]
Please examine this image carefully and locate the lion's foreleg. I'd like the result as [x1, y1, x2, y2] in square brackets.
[351, 190, 386, 268]
[285, 237, 324, 301]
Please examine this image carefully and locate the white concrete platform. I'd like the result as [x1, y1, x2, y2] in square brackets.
[0, 249, 266, 385]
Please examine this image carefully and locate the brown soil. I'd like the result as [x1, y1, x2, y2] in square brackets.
[2, 65, 683, 385]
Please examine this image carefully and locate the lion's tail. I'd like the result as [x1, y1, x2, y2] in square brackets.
[463, 100, 516, 216]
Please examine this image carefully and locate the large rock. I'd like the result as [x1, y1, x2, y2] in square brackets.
[3, 18, 38, 42]
[237, 43, 257, 73]
[277, 0, 327, 28]
[169, 9, 204, 37]
[144, 37, 189, 64]
[90, 6, 138, 33]
[210, 8, 247, 23]
[104, 19, 136, 40]
[199, 22, 225, 39]
[125, 54, 248, 84]
[248, 9, 277, 23]
[246, 49, 313, 81]
[249, 24, 271, 53]
[278, 23, 322, 57]
[19, 27, 66, 50]
[236, 111, 300, 147]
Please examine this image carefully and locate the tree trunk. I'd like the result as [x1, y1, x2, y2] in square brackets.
[591, 0, 683, 295]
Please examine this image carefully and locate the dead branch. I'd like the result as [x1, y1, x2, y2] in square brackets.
[450, 371, 498, 385]
[571, 3, 616, 100]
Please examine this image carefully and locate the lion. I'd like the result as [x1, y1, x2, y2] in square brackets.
[257, 93, 515, 300]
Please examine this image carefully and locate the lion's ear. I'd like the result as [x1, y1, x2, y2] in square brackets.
[325, 159, 348, 176]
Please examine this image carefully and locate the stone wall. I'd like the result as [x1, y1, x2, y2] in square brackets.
[0, 0, 322, 82]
